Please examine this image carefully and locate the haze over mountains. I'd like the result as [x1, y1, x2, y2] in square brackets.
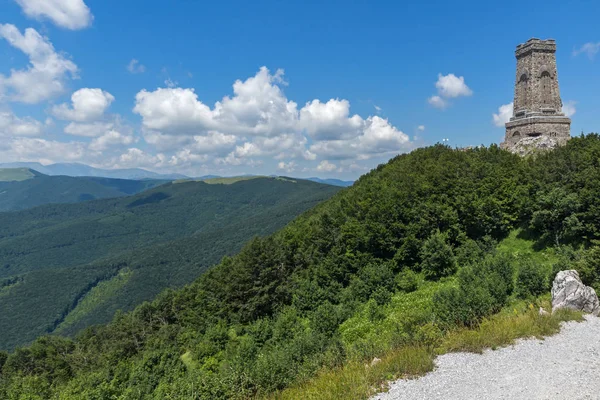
[0, 162, 189, 180]
[0, 162, 354, 187]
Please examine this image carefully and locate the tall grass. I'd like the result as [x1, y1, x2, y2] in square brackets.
[269, 300, 582, 400]
[270, 346, 434, 400]
[439, 301, 582, 354]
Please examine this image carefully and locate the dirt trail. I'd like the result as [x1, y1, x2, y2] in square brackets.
[373, 316, 600, 400]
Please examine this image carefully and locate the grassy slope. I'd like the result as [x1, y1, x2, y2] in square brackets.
[270, 231, 581, 400]
[54, 269, 134, 335]
[202, 176, 266, 184]
[0, 168, 38, 182]
[0, 178, 340, 350]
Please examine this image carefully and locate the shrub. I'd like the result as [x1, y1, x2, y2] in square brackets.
[516, 261, 548, 298]
[341, 262, 395, 305]
[395, 269, 419, 293]
[530, 187, 583, 246]
[434, 254, 515, 327]
[433, 284, 495, 328]
[551, 245, 600, 288]
[574, 245, 600, 287]
[420, 231, 457, 280]
[454, 236, 497, 267]
[393, 235, 421, 270]
[550, 245, 580, 281]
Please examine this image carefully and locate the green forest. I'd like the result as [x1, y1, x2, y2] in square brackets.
[0, 168, 168, 212]
[0, 177, 339, 350]
[2, 135, 600, 399]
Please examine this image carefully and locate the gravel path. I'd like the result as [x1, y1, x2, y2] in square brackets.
[373, 316, 600, 400]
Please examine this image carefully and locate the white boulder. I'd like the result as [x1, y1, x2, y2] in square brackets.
[551, 270, 600, 316]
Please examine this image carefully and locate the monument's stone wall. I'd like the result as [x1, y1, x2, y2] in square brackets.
[504, 117, 571, 148]
[502, 38, 571, 153]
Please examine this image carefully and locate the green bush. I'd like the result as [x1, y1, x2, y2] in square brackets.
[454, 236, 496, 267]
[434, 254, 515, 327]
[395, 269, 419, 293]
[420, 231, 457, 280]
[550, 245, 579, 281]
[574, 245, 600, 287]
[551, 245, 600, 288]
[342, 262, 395, 305]
[530, 187, 582, 246]
[516, 261, 548, 298]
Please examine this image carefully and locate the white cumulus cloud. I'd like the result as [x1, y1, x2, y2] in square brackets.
[133, 87, 216, 134]
[52, 88, 115, 122]
[132, 67, 413, 170]
[115, 148, 168, 169]
[89, 130, 135, 152]
[64, 122, 113, 137]
[562, 101, 577, 117]
[316, 160, 337, 172]
[15, 0, 93, 30]
[309, 116, 411, 160]
[428, 95, 449, 109]
[7, 137, 87, 163]
[299, 99, 363, 140]
[0, 111, 43, 137]
[0, 24, 78, 103]
[277, 161, 297, 173]
[492, 102, 514, 127]
[435, 73, 473, 98]
[428, 73, 472, 109]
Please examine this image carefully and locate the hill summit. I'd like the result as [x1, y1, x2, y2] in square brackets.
[3, 135, 600, 399]
[0, 168, 41, 182]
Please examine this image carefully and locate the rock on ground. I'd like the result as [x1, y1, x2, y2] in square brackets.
[372, 316, 600, 400]
[507, 136, 559, 156]
[552, 270, 600, 316]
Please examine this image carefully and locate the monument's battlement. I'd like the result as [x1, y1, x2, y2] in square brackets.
[515, 38, 556, 57]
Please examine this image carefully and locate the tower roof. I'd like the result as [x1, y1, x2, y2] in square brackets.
[516, 38, 556, 58]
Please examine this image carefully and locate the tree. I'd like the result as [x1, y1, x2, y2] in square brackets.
[516, 260, 548, 298]
[420, 230, 457, 280]
[530, 187, 583, 246]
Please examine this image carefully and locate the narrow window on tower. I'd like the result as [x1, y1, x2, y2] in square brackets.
[541, 71, 552, 107]
[518, 73, 528, 111]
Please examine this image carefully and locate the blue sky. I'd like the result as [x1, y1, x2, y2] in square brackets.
[0, 0, 598, 179]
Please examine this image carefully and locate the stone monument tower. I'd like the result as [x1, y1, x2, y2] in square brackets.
[501, 38, 571, 151]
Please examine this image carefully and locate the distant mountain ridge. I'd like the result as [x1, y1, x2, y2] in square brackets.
[0, 162, 188, 180]
[0, 162, 354, 186]
[0, 168, 167, 212]
[306, 177, 354, 187]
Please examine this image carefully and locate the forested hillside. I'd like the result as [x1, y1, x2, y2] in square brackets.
[3, 135, 600, 399]
[0, 168, 167, 211]
[0, 177, 339, 350]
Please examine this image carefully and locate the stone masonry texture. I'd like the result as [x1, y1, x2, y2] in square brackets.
[501, 38, 571, 150]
